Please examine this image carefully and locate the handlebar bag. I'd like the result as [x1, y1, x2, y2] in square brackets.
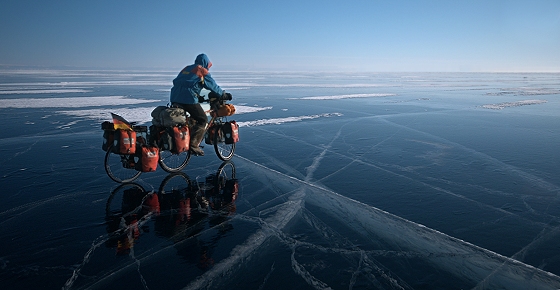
[172, 126, 190, 154]
[216, 104, 236, 117]
[223, 121, 239, 144]
[135, 146, 159, 172]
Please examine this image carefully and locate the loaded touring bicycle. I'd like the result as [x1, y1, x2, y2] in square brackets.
[101, 95, 239, 183]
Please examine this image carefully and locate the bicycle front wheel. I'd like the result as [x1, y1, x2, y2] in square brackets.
[213, 126, 235, 161]
[104, 144, 142, 183]
[158, 150, 191, 173]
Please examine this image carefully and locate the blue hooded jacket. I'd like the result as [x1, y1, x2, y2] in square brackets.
[170, 54, 224, 105]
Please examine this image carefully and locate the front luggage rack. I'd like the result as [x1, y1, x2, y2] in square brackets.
[132, 125, 148, 133]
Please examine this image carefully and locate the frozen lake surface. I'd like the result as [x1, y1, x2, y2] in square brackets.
[0, 70, 559, 289]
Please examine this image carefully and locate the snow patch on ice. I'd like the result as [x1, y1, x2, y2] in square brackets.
[234, 105, 272, 114]
[237, 113, 343, 127]
[487, 88, 560, 96]
[58, 107, 156, 124]
[219, 83, 387, 89]
[0, 89, 92, 95]
[0, 96, 160, 109]
[481, 99, 548, 110]
[57, 104, 273, 125]
[288, 93, 395, 100]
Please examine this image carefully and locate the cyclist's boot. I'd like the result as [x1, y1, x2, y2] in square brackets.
[190, 146, 204, 156]
[189, 126, 205, 156]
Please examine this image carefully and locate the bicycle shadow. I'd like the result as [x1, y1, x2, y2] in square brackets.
[104, 161, 238, 268]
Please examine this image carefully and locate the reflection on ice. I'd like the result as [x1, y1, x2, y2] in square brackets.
[64, 162, 239, 290]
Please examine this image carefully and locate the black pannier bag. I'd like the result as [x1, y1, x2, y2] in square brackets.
[101, 121, 115, 151]
[222, 121, 239, 144]
[149, 124, 174, 152]
[160, 128, 175, 152]
[205, 123, 217, 145]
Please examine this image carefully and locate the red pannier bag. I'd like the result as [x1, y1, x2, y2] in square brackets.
[172, 126, 190, 154]
[135, 146, 159, 172]
[114, 129, 136, 154]
[223, 121, 239, 144]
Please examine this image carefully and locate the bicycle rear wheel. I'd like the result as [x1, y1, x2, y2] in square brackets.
[104, 144, 142, 183]
[213, 126, 235, 161]
[106, 183, 146, 217]
[158, 150, 191, 173]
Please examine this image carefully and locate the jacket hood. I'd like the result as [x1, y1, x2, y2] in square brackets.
[194, 54, 212, 69]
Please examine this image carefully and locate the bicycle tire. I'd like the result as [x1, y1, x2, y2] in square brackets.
[159, 172, 191, 195]
[104, 144, 142, 183]
[158, 150, 191, 173]
[213, 126, 235, 161]
[106, 183, 146, 217]
[216, 161, 236, 180]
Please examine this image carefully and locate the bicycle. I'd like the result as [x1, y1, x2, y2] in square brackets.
[102, 97, 238, 183]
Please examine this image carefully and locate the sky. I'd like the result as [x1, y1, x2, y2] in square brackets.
[1, 0, 559, 72]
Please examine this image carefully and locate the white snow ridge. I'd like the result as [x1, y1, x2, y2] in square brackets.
[289, 93, 395, 100]
[237, 113, 343, 127]
[0, 96, 160, 108]
[481, 99, 548, 110]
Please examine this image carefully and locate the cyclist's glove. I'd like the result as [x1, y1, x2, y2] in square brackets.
[208, 91, 221, 103]
[197, 95, 206, 103]
[222, 91, 232, 101]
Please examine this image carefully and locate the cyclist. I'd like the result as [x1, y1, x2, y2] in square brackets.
[170, 53, 232, 156]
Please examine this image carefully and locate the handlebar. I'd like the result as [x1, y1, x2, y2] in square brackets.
[206, 91, 232, 102]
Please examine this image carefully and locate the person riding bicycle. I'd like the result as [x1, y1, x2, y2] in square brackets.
[170, 53, 232, 156]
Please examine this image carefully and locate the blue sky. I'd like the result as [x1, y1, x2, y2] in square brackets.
[1, 0, 559, 72]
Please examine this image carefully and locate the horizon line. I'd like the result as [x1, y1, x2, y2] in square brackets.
[0, 64, 558, 74]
